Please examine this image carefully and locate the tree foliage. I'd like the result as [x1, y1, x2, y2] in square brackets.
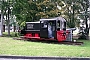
[13, 0, 90, 37]
[13, 0, 63, 24]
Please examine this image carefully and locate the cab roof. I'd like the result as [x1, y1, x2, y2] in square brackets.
[40, 16, 66, 22]
[26, 17, 66, 24]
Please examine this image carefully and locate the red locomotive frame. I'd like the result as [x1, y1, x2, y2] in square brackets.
[20, 17, 71, 42]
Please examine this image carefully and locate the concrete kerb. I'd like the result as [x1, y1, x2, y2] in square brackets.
[0, 55, 90, 60]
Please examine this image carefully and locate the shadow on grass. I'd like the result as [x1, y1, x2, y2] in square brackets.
[28, 39, 59, 44]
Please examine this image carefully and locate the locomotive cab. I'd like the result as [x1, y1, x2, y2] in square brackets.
[40, 17, 67, 41]
[40, 20, 56, 39]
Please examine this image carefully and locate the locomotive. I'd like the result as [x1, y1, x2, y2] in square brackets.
[20, 17, 72, 42]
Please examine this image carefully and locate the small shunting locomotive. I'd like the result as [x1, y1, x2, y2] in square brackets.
[20, 17, 72, 42]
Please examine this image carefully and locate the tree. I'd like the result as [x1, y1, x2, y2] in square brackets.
[0, 0, 16, 36]
[57, 0, 82, 28]
[5, 0, 15, 36]
[13, 0, 31, 26]
[0, 0, 8, 36]
[78, 0, 90, 39]
[0, 0, 3, 36]
[13, 0, 60, 27]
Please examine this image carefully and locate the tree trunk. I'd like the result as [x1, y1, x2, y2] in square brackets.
[0, 9, 3, 36]
[84, 3, 89, 39]
[88, 0, 90, 40]
[7, 7, 10, 36]
[14, 26, 16, 32]
[85, 16, 89, 39]
[3, 25, 5, 32]
[89, 27, 90, 40]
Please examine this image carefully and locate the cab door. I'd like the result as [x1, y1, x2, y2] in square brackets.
[49, 21, 56, 39]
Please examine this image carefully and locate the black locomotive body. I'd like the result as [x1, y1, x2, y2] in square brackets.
[20, 17, 71, 42]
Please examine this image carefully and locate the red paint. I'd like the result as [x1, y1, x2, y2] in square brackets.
[57, 30, 69, 42]
[24, 33, 40, 39]
[24, 30, 69, 42]
[35, 33, 39, 37]
[25, 33, 32, 38]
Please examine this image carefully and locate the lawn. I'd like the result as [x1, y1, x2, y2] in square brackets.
[0, 37, 90, 57]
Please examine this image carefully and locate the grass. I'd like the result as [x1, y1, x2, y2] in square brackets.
[3, 32, 19, 37]
[0, 36, 90, 57]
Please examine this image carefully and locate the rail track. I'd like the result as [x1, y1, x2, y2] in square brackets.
[13, 37, 83, 45]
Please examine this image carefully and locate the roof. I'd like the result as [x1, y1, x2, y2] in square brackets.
[26, 21, 40, 23]
[40, 16, 66, 22]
